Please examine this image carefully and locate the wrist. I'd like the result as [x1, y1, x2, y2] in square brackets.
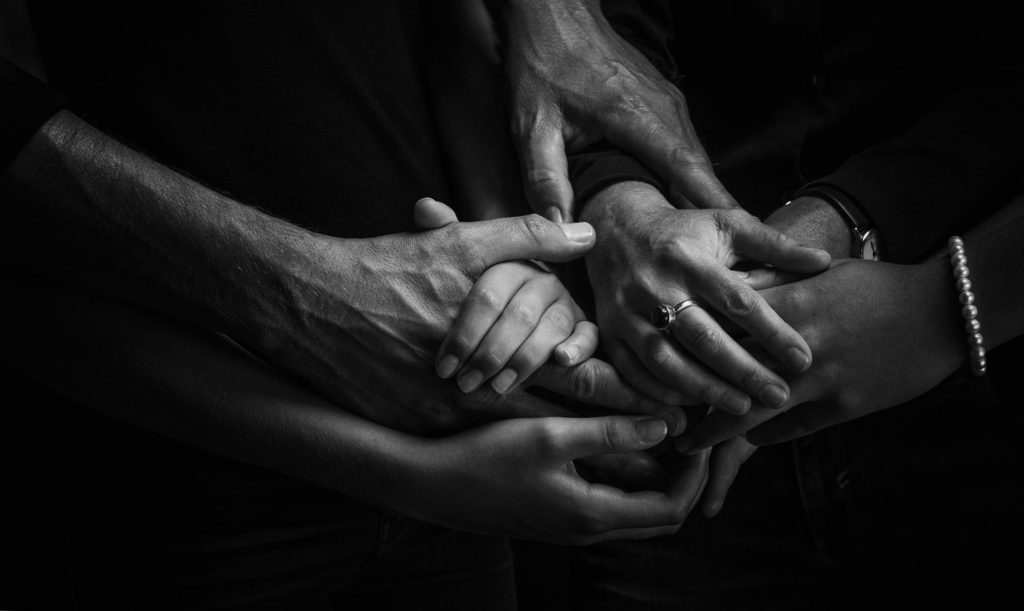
[766, 196, 851, 259]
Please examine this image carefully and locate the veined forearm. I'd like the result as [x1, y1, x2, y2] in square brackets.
[0, 110, 320, 349]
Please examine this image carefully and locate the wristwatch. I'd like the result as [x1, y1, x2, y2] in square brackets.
[793, 185, 883, 261]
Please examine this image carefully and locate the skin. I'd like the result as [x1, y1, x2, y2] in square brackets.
[686, 196, 1024, 516]
[496, 0, 738, 222]
[581, 181, 831, 414]
[0, 111, 686, 436]
[3, 270, 709, 545]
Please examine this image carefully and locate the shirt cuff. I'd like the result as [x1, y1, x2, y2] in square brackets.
[569, 143, 666, 213]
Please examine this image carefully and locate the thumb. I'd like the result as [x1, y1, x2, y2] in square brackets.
[414, 197, 459, 230]
[461, 213, 594, 273]
[557, 416, 669, 460]
[514, 108, 574, 223]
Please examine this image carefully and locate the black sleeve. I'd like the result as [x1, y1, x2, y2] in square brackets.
[568, 0, 677, 211]
[802, 3, 1024, 263]
[0, 57, 66, 173]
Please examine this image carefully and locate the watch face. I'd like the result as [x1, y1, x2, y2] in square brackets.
[859, 228, 882, 261]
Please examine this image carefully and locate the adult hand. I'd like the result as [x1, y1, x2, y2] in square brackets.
[675, 257, 965, 454]
[257, 197, 682, 435]
[403, 414, 710, 544]
[498, 0, 736, 222]
[581, 181, 831, 413]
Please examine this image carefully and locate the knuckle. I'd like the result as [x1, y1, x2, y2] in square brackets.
[446, 333, 476, 359]
[568, 364, 600, 400]
[471, 287, 505, 313]
[508, 300, 540, 324]
[687, 326, 723, 357]
[544, 307, 575, 335]
[532, 421, 563, 456]
[723, 286, 759, 319]
[520, 213, 550, 246]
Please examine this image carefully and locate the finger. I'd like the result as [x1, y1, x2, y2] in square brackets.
[696, 271, 813, 377]
[458, 273, 564, 392]
[666, 447, 711, 510]
[575, 524, 683, 545]
[674, 404, 777, 455]
[512, 107, 574, 223]
[700, 437, 757, 517]
[747, 401, 834, 446]
[461, 214, 594, 273]
[553, 319, 599, 367]
[738, 267, 794, 290]
[490, 297, 578, 395]
[625, 315, 752, 415]
[414, 197, 459, 229]
[531, 358, 687, 436]
[576, 451, 669, 491]
[732, 218, 831, 274]
[607, 99, 738, 210]
[436, 264, 533, 380]
[667, 298, 794, 410]
[552, 416, 668, 459]
[604, 338, 690, 408]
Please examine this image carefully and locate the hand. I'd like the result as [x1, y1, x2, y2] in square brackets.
[676, 257, 965, 453]
[498, 0, 736, 221]
[435, 260, 598, 395]
[255, 197, 681, 435]
[582, 181, 831, 413]
[402, 414, 710, 544]
[417, 202, 597, 395]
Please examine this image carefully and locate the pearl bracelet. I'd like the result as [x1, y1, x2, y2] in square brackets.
[949, 236, 986, 376]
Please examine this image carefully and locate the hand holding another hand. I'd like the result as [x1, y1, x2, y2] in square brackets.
[581, 181, 830, 413]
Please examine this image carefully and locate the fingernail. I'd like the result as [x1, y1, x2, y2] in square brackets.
[545, 206, 563, 224]
[560, 222, 594, 243]
[557, 344, 579, 365]
[637, 418, 668, 444]
[733, 270, 750, 279]
[759, 384, 789, 409]
[457, 369, 484, 393]
[491, 369, 518, 394]
[785, 347, 810, 371]
[720, 391, 751, 415]
[660, 409, 686, 436]
[436, 354, 459, 379]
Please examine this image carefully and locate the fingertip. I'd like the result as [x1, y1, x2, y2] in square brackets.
[554, 343, 579, 366]
[636, 417, 668, 446]
[436, 353, 459, 379]
[544, 206, 564, 224]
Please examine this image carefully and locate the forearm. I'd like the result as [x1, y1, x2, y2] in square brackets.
[3, 274, 418, 511]
[1, 110, 325, 352]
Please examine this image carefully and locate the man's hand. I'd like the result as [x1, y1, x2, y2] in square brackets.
[254, 197, 683, 435]
[582, 181, 830, 413]
[498, 0, 736, 221]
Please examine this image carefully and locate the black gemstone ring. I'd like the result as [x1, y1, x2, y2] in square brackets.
[651, 299, 699, 332]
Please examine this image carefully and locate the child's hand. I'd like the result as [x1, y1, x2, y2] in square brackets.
[435, 260, 597, 394]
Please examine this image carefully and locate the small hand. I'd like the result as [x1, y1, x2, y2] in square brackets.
[498, 0, 736, 222]
[583, 181, 830, 413]
[404, 414, 710, 544]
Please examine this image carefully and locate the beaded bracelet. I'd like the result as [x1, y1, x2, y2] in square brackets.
[948, 236, 986, 376]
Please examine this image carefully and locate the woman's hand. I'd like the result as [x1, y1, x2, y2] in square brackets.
[402, 415, 710, 545]
[676, 257, 965, 454]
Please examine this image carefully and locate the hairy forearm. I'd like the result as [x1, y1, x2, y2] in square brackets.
[0, 110, 324, 351]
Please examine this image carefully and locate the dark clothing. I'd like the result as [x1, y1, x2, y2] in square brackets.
[551, 2, 1024, 609]
[1, 3, 514, 609]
